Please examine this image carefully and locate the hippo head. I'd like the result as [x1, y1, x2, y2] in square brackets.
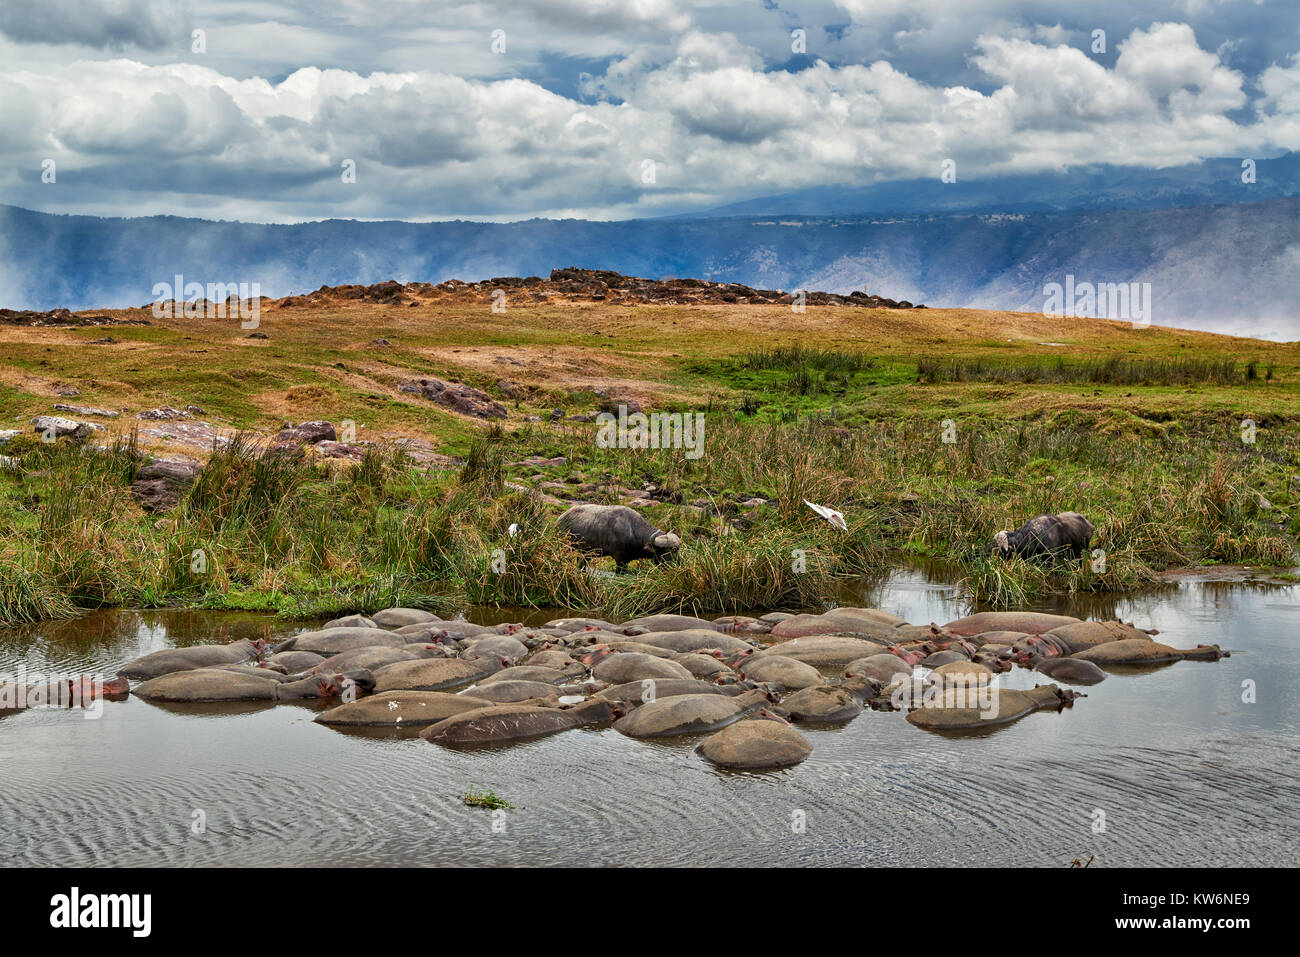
[579, 645, 616, 668]
[315, 675, 343, 697]
[649, 531, 682, 563]
[753, 708, 792, 725]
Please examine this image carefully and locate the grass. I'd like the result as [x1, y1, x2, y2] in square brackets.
[462, 789, 514, 810]
[1, 296, 1297, 623]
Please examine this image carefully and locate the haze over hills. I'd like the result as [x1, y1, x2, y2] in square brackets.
[683, 153, 1300, 219]
[3, 194, 1297, 341]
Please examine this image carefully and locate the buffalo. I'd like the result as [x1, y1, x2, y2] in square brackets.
[556, 504, 681, 572]
[989, 512, 1095, 560]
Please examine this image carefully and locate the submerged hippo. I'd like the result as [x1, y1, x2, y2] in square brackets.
[613, 688, 773, 738]
[290, 627, 407, 656]
[315, 691, 494, 727]
[420, 699, 625, 746]
[757, 635, 889, 669]
[1041, 620, 1155, 654]
[738, 655, 822, 691]
[323, 614, 378, 630]
[674, 653, 733, 680]
[587, 650, 693, 684]
[270, 650, 327, 672]
[463, 680, 564, 704]
[845, 652, 913, 683]
[906, 684, 1081, 732]
[133, 669, 346, 702]
[633, 629, 757, 655]
[621, 614, 717, 633]
[768, 611, 899, 642]
[1033, 657, 1107, 684]
[1073, 640, 1228, 666]
[595, 677, 750, 708]
[942, 612, 1080, 637]
[557, 504, 681, 571]
[990, 512, 1095, 559]
[481, 664, 584, 685]
[696, 714, 813, 770]
[781, 677, 878, 723]
[371, 608, 439, 629]
[371, 656, 506, 693]
[118, 638, 266, 680]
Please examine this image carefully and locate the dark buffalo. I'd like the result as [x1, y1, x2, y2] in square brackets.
[989, 512, 1095, 560]
[556, 504, 681, 572]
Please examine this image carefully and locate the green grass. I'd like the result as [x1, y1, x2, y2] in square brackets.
[462, 789, 514, 810]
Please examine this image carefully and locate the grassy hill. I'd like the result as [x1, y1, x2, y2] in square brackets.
[2, 291, 1297, 622]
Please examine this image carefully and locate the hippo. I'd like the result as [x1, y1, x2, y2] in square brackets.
[588, 651, 693, 684]
[305, 645, 430, 675]
[893, 623, 953, 643]
[781, 677, 878, 723]
[929, 660, 995, 686]
[633, 629, 757, 655]
[906, 684, 1081, 732]
[614, 688, 773, 738]
[463, 680, 564, 704]
[1033, 657, 1107, 684]
[595, 677, 750, 708]
[525, 649, 581, 670]
[919, 649, 969, 669]
[755, 635, 889, 669]
[481, 664, 585, 685]
[621, 614, 718, 633]
[768, 612, 899, 642]
[316, 690, 494, 727]
[371, 608, 440, 629]
[674, 653, 734, 680]
[942, 612, 1080, 637]
[738, 655, 822, 691]
[461, 635, 529, 662]
[290, 627, 406, 656]
[371, 656, 507, 693]
[118, 638, 266, 680]
[270, 650, 327, 672]
[323, 614, 378, 630]
[420, 698, 625, 746]
[1073, 640, 1228, 666]
[696, 714, 813, 769]
[556, 504, 682, 571]
[711, 615, 771, 634]
[1041, 620, 1155, 654]
[990, 512, 1095, 560]
[133, 669, 347, 702]
[845, 653, 914, 685]
[583, 640, 676, 658]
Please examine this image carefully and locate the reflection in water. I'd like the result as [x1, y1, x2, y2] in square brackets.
[1, 568, 1297, 867]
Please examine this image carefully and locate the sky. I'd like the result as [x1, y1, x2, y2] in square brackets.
[2, 0, 1299, 222]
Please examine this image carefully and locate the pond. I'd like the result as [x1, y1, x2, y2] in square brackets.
[1, 568, 1296, 867]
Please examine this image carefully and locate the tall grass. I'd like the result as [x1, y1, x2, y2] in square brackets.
[916, 356, 1261, 386]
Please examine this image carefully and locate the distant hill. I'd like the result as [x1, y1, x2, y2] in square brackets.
[2, 198, 1297, 340]
[679, 152, 1300, 219]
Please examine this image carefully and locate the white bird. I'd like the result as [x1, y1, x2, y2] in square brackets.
[804, 499, 847, 531]
[507, 523, 520, 537]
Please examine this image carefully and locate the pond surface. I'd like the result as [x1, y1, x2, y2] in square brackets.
[1, 570, 1296, 867]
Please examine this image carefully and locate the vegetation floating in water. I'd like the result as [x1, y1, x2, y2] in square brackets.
[462, 789, 514, 810]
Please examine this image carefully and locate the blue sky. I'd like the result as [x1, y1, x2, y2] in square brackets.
[2, 0, 1299, 222]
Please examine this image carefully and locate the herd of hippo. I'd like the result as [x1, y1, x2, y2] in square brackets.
[27, 602, 1228, 770]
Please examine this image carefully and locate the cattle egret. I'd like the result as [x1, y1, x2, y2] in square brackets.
[804, 500, 847, 531]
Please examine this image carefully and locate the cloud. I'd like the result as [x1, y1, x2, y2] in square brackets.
[0, 0, 189, 50]
[0, 19, 1296, 221]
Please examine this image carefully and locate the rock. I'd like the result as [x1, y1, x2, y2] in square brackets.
[315, 440, 366, 460]
[247, 332, 269, 339]
[399, 378, 507, 419]
[137, 407, 193, 420]
[31, 415, 103, 440]
[129, 458, 201, 512]
[273, 420, 336, 446]
[52, 404, 118, 418]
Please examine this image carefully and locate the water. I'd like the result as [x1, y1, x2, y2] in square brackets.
[1, 570, 1296, 867]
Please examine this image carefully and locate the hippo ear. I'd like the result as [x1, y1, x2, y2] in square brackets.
[652, 532, 681, 550]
